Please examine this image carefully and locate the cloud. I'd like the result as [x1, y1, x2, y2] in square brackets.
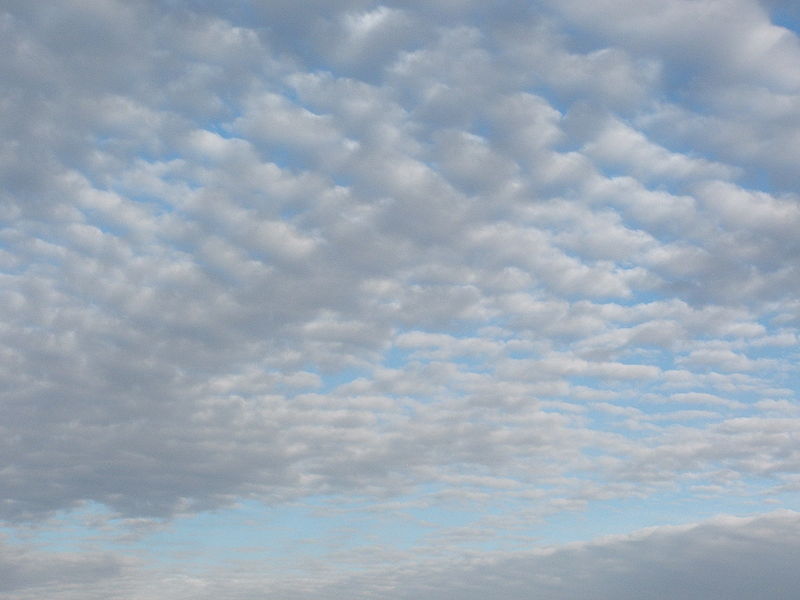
[27, 510, 793, 600]
[0, 537, 125, 595]
[369, 510, 800, 600]
[582, 117, 739, 182]
[1, 0, 798, 597]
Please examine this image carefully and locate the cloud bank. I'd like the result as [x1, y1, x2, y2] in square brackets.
[6, 511, 800, 599]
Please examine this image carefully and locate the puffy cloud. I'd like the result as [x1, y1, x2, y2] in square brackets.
[582, 118, 739, 182]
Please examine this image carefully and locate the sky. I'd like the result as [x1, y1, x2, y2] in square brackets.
[1, 0, 800, 597]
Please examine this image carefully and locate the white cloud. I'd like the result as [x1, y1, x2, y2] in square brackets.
[583, 118, 739, 181]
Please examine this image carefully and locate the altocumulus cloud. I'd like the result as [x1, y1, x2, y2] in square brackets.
[1, 0, 799, 598]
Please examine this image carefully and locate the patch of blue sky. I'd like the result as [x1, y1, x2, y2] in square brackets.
[249, 144, 302, 173]
[75, 211, 145, 241]
[690, 477, 800, 518]
[533, 488, 780, 546]
[315, 367, 373, 393]
[429, 352, 497, 375]
[278, 204, 308, 220]
[381, 344, 413, 370]
[748, 343, 800, 363]
[761, 483, 800, 507]
[200, 121, 235, 140]
[504, 348, 539, 360]
[109, 189, 178, 219]
[781, 367, 800, 392]
[766, 6, 800, 35]
[582, 421, 661, 446]
[316, 506, 436, 550]
[421, 484, 505, 510]
[735, 168, 781, 196]
[416, 504, 549, 550]
[17, 498, 356, 571]
[394, 478, 782, 550]
[406, 485, 752, 551]
[0, 501, 119, 553]
[327, 171, 356, 189]
[134, 495, 466, 569]
[121, 501, 349, 568]
[468, 117, 497, 142]
[405, 503, 484, 534]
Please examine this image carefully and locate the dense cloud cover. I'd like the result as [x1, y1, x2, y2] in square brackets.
[1, 0, 799, 597]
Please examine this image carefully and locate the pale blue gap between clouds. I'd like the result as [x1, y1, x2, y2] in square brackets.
[1, 0, 800, 598]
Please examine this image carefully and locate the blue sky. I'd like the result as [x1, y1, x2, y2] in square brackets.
[1, 1, 800, 598]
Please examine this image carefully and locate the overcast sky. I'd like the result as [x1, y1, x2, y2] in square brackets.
[2, 0, 800, 598]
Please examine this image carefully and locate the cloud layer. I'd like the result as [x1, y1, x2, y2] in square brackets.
[1, 0, 799, 597]
[6, 511, 800, 599]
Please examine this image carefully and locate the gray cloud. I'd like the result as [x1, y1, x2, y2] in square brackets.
[0, 538, 124, 596]
[357, 511, 800, 600]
